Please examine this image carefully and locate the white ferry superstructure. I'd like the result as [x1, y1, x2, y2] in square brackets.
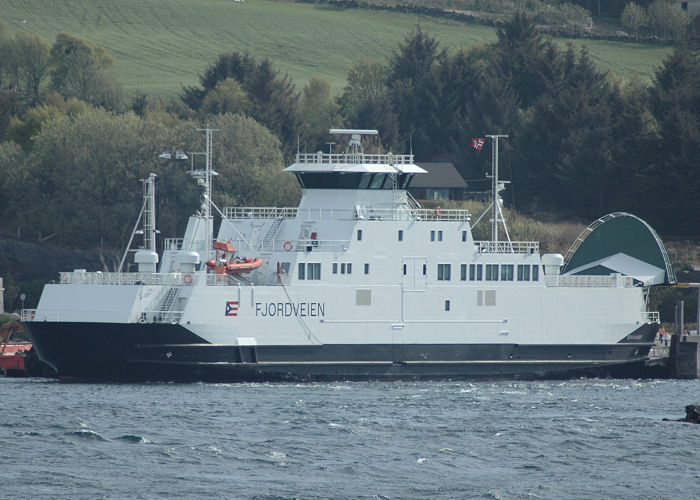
[24, 129, 662, 381]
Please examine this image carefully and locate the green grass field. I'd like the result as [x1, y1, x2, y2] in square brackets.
[1, 0, 672, 97]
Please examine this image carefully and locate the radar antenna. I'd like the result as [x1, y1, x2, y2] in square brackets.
[329, 129, 378, 162]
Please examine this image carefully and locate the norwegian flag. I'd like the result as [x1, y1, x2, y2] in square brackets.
[472, 138, 485, 151]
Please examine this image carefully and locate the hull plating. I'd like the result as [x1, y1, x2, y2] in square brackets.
[25, 321, 657, 382]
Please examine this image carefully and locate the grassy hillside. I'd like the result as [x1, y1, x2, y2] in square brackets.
[1, 0, 672, 98]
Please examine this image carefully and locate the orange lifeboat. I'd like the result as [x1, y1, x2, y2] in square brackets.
[205, 241, 262, 274]
[226, 257, 263, 274]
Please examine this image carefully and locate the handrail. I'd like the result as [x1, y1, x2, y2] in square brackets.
[295, 152, 414, 165]
[21, 309, 36, 321]
[544, 275, 635, 288]
[475, 241, 539, 254]
[223, 206, 470, 222]
[643, 311, 660, 323]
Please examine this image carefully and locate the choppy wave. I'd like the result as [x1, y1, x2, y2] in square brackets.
[1, 378, 698, 499]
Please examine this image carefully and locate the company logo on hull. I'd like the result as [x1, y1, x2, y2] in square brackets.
[225, 301, 239, 317]
[255, 301, 325, 317]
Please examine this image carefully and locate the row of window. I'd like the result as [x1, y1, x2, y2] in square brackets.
[436, 263, 539, 282]
[299, 262, 371, 280]
[300, 262, 539, 282]
[375, 230, 470, 242]
[296, 172, 414, 190]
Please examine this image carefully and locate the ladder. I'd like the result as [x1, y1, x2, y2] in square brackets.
[260, 217, 284, 252]
[160, 287, 179, 312]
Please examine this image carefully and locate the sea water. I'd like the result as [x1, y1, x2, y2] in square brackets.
[1, 377, 698, 499]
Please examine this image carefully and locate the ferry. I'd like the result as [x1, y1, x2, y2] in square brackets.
[23, 128, 673, 381]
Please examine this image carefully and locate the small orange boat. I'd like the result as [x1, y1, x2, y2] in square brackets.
[206, 241, 263, 274]
[226, 257, 263, 274]
[1, 320, 31, 376]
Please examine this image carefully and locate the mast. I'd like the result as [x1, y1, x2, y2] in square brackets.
[486, 134, 510, 247]
[118, 173, 159, 272]
[142, 173, 157, 252]
[193, 126, 218, 264]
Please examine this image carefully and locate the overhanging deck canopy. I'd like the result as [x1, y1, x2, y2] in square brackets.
[562, 212, 675, 285]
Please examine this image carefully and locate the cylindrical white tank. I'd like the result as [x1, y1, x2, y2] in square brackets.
[134, 250, 159, 273]
[174, 251, 200, 273]
[542, 253, 564, 276]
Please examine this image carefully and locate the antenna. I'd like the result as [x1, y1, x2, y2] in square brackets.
[329, 129, 377, 161]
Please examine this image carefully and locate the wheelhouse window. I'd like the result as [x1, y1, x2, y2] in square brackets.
[517, 264, 530, 281]
[501, 264, 514, 281]
[485, 264, 499, 281]
[296, 172, 414, 190]
[437, 264, 451, 281]
[469, 264, 483, 281]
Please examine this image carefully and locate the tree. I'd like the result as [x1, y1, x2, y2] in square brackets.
[338, 61, 400, 151]
[2, 107, 181, 248]
[0, 89, 27, 141]
[621, 2, 649, 41]
[182, 52, 300, 153]
[200, 78, 251, 117]
[0, 22, 12, 89]
[204, 113, 300, 207]
[645, 45, 700, 236]
[492, 12, 561, 109]
[49, 33, 123, 109]
[299, 75, 340, 153]
[389, 26, 446, 159]
[649, 0, 691, 41]
[7, 93, 90, 151]
[437, 45, 519, 179]
[10, 33, 51, 103]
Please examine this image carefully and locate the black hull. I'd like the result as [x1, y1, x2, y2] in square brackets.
[25, 321, 658, 382]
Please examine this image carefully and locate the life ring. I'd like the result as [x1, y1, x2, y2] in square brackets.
[61, 273, 69, 283]
[183, 273, 193, 285]
[283, 241, 294, 251]
[435, 206, 442, 217]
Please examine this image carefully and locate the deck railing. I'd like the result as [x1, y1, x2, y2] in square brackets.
[545, 275, 635, 288]
[643, 311, 660, 323]
[55, 271, 253, 287]
[223, 206, 470, 222]
[295, 152, 414, 165]
[475, 241, 539, 254]
[21, 309, 36, 321]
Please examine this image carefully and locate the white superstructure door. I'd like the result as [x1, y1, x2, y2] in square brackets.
[402, 257, 427, 291]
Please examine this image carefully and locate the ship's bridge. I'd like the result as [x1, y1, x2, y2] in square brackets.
[286, 128, 426, 191]
[285, 151, 426, 190]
